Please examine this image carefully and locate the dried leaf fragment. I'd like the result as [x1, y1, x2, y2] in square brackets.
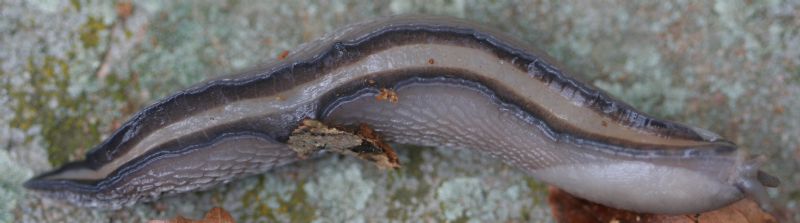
[353, 123, 400, 169]
[287, 119, 363, 159]
[287, 119, 400, 169]
[148, 207, 235, 223]
[547, 186, 776, 223]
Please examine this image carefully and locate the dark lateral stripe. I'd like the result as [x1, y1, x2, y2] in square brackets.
[317, 70, 736, 152]
[84, 19, 709, 170]
[32, 72, 733, 189]
[26, 130, 292, 190]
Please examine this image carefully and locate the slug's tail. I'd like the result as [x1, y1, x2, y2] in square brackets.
[734, 155, 780, 216]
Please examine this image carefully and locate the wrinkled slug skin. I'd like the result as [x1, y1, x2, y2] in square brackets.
[25, 15, 775, 214]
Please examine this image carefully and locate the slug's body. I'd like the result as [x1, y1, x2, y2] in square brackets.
[25, 16, 776, 214]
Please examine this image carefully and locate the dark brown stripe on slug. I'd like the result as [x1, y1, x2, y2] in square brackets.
[83, 22, 712, 172]
[25, 131, 298, 211]
[45, 36, 724, 184]
[37, 69, 735, 185]
[42, 16, 725, 183]
[25, 16, 780, 214]
[29, 130, 289, 188]
[37, 111, 308, 181]
[44, 65, 736, 182]
[315, 68, 737, 153]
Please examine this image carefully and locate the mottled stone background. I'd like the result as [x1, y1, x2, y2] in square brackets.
[1, 0, 798, 222]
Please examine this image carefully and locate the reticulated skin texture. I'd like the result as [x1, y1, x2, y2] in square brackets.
[23, 15, 777, 214]
[322, 78, 744, 214]
[26, 134, 298, 209]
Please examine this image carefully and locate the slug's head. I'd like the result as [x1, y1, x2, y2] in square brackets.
[733, 155, 780, 213]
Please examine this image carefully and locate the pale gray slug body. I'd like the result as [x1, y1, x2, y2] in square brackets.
[25, 15, 777, 214]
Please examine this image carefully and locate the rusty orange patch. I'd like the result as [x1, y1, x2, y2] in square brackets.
[356, 123, 400, 169]
[376, 88, 399, 103]
[277, 50, 290, 60]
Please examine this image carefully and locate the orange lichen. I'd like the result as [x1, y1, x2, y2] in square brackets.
[375, 88, 398, 103]
[427, 58, 435, 64]
[277, 50, 290, 60]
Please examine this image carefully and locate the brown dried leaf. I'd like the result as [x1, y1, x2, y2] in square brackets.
[548, 186, 776, 223]
[148, 207, 235, 223]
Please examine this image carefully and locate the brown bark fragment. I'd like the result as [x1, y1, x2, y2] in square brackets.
[287, 119, 363, 159]
[287, 119, 400, 169]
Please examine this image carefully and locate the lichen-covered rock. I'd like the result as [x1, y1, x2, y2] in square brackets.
[3, 0, 798, 222]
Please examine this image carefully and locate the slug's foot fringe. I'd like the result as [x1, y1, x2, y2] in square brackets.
[288, 119, 400, 169]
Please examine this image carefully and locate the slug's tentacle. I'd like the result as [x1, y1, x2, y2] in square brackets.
[24, 15, 777, 215]
[757, 170, 780, 188]
[735, 155, 778, 213]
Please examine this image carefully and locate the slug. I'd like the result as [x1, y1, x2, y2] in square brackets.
[25, 15, 778, 214]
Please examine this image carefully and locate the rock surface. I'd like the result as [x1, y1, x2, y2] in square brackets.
[2, 0, 798, 222]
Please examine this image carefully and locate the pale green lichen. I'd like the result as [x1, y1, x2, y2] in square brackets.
[0, 150, 33, 223]
[436, 177, 482, 221]
[436, 177, 540, 223]
[304, 164, 375, 223]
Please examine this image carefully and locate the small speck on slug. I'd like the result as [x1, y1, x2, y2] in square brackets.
[375, 88, 399, 103]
